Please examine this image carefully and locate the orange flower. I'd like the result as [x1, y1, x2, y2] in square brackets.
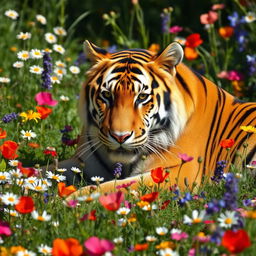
[35, 106, 52, 119]
[148, 43, 160, 53]
[134, 243, 149, 251]
[151, 167, 169, 184]
[0, 140, 18, 159]
[57, 182, 77, 198]
[219, 26, 234, 39]
[184, 47, 198, 60]
[0, 128, 7, 139]
[140, 192, 159, 203]
[220, 139, 235, 149]
[52, 238, 83, 256]
[28, 142, 40, 148]
[15, 196, 35, 214]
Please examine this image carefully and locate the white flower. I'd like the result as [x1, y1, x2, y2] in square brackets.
[29, 65, 43, 74]
[17, 32, 31, 40]
[218, 211, 239, 228]
[17, 250, 36, 256]
[91, 176, 104, 183]
[156, 227, 168, 235]
[142, 204, 152, 211]
[113, 237, 124, 244]
[1, 192, 19, 206]
[9, 169, 22, 179]
[60, 95, 70, 101]
[53, 44, 65, 54]
[4, 209, 20, 217]
[183, 210, 206, 224]
[37, 244, 52, 255]
[31, 210, 51, 221]
[45, 32, 57, 44]
[55, 60, 66, 68]
[36, 14, 47, 25]
[25, 177, 38, 185]
[117, 207, 130, 215]
[41, 178, 52, 187]
[17, 50, 30, 61]
[21, 130, 37, 140]
[69, 66, 80, 74]
[145, 235, 157, 242]
[51, 75, 61, 84]
[170, 228, 182, 234]
[30, 49, 43, 59]
[13, 61, 24, 68]
[71, 167, 81, 173]
[57, 168, 67, 173]
[46, 171, 66, 182]
[8, 160, 19, 167]
[117, 218, 127, 227]
[16, 178, 25, 187]
[53, 26, 67, 36]
[27, 180, 48, 192]
[0, 77, 11, 83]
[235, 173, 242, 179]
[5, 9, 19, 20]
[52, 221, 59, 227]
[158, 248, 179, 256]
[245, 12, 256, 23]
[54, 67, 66, 77]
[0, 172, 11, 184]
[130, 190, 139, 197]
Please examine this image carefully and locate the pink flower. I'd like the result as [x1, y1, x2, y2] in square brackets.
[178, 153, 194, 163]
[116, 180, 136, 190]
[84, 236, 115, 256]
[188, 248, 196, 256]
[171, 232, 188, 241]
[200, 11, 218, 24]
[99, 191, 124, 211]
[65, 199, 79, 208]
[226, 70, 244, 81]
[217, 71, 229, 79]
[0, 221, 12, 236]
[212, 4, 225, 10]
[35, 92, 58, 106]
[169, 25, 183, 34]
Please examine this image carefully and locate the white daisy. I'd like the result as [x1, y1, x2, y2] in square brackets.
[37, 244, 52, 255]
[9, 169, 22, 179]
[4, 209, 20, 217]
[156, 227, 168, 235]
[0, 172, 11, 184]
[117, 207, 130, 215]
[30, 49, 43, 59]
[145, 235, 157, 242]
[44, 48, 53, 53]
[29, 65, 43, 74]
[158, 248, 179, 256]
[16, 178, 25, 187]
[53, 44, 65, 54]
[113, 237, 124, 244]
[183, 210, 206, 224]
[41, 178, 52, 187]
[17, 50, 30, 61]
[55, 60, 66, 68]
[51, 75, 61, 84]
[44, 32, 57, 44]
[0, 77, 11, 83]
[54, 67, 66, 77]
[31, 210, 51, 221]
[69, 66, 80, 74]
[24, 177, 39, 185]
[21, 130, 37, 140]
[36, 14, 47, 25]
[17, 32, 31, 40]
[13, 61, 24, 68]
[52, 221, 59, 227]
[5, 9, 19, 20]
[53, 26, 67, 36]
[27, 180, 48, 192]
[245, 12, 256, 23]
[91, 176, 104, 183]
[57, 168, 67, 173]
[60, 95, 70, 101]
[1, 192, 19, 206]
[8, 160, 19, 167]
[218, 210, 239, 228]
[17, 250, 36, 256]
[71, 167, 81, 173]
[46, 171, 66, 182]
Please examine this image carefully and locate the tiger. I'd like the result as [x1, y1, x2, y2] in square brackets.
[54, 40, 256, 197]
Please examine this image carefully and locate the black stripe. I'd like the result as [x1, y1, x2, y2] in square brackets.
[130, 67, 143, 74]
[176, 72, 193, 100]
[112, 67, 126, 73]
[192, 70, 207, 97]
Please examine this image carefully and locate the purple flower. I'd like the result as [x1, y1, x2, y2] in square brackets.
[60, 125, 73, 133]
[223, 173, 238, 210]
[160, 12, 170, 34]
[246, 54, 256, 75]
[113, 163, 122, 178]
[2, 112, 18, 123]
[41, 52, 52, 89]
[74, 51, 87, 66]
[228, 12, 241, 27]
[211, 160, 226, 183]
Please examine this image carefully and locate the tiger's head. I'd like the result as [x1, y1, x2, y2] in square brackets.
[79, 41, 189, 165]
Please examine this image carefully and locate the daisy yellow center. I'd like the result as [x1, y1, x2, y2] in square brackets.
[33, 67, 40, 72]
[192, 218, 202, 223]
[8, 197, 15, 202]
[25, 132, 31, 137]
[159, 231, 166, 235]
[35, 186, 42, 190]
[0, 175, 6, 180]
[57, 70, 63, 74]
[37, 216, 45, 221]
[35, 52, 41, 55]
[24, 254, 30, 256]
[52, 76, 58, 80]
[224, 218, 232, 224]
[120, 210, 127, 215]
[57, 47, 62, 51]
[29, 180, 35, 184]
[42, 249, 49, 253]
[21, 35, 28, 39]
[22, 53, 29, 58]
[85, 197, 93, 202]
[52, 175, 59, 180]
[10, 212, 17, 217]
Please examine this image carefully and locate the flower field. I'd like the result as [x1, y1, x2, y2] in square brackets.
[0, 0, 256, 255]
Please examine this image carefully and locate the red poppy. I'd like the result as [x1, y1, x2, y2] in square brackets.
[151, 167, 169, 184]
[99, 191, 124, 211]
[36, 106, 52, 119]
[220, 139, 235, 149]
[0, 128, 7, 139]
[219, 26, 234, 39]
[80, 210, 97, 221]
[185, 33, 203, 48]
[57, 182, 77, 198]
[222, 229, 251, 253]
[52, 238, 83, 256]
[0, 140, 18, 159]
[17, 162, 36, 177]
[43, 147, 57, 157]
[134, 243, 149, 251]
[15, 196, 35, 214]
[140, 192, 159, 203]
[161, 200, 171, 210]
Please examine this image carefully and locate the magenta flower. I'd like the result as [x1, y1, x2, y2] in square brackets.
[169, 25, 183, 34]
[0, 221, 12, 236]
[171, 232, 188, 241]
[226, 70, 244, 81]
[35, 92, 58, 106]
[178, 153, 194, 163]
[84, 236, 115, 256]
[116, 180, 136, 190]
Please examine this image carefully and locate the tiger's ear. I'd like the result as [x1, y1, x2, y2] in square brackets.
[153, 42, 183, 68]
[84, 40, 110, 63]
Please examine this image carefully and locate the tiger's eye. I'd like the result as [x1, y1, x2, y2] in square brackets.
[138, 93, 148, 100]
[102, 91, 111, 98]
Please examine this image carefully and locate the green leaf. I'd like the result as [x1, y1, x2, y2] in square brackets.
[0, 159, 6, 172]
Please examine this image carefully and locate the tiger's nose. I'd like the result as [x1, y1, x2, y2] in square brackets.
[109, 131, 133, 143]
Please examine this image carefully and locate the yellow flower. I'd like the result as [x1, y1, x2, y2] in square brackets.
[244, 210, 256, 219]
[240, 125, 256, 133]
[10, 46, 18, 52]
[20, 110, 41, 122]
[155, 241, 175, 250]
[136, 200, 149, 208]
